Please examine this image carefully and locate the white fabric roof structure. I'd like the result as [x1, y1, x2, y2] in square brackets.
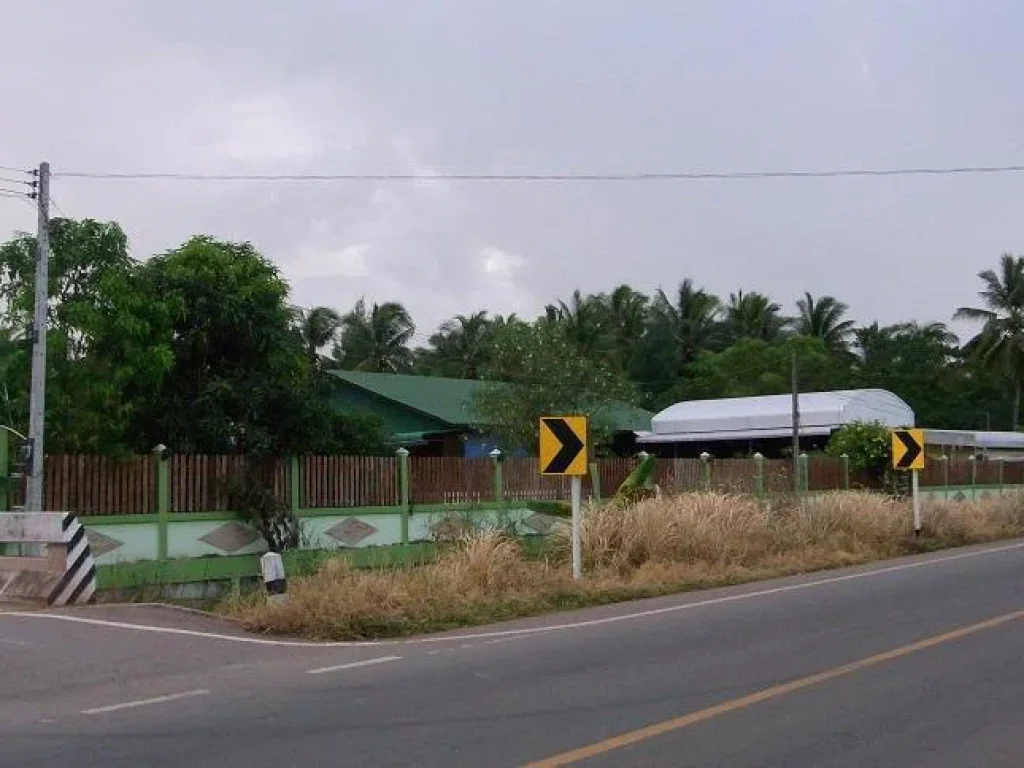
[924, 429, 1024, 451]
[637, 389, 914, 444]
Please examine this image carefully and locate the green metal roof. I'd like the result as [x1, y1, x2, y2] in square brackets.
[327, 370, 653, 432]
[328, 371, 498, 427]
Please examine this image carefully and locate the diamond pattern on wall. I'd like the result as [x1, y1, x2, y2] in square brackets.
[199, 521, 260, 553]
[953, 491, 967, 502]
[980, 491, 993, 500]
[523, 512, 559, 534]
[325, 518, 378, 546]
[85, 529, 123, 557]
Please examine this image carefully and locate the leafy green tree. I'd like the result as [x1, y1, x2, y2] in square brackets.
[333, 298, 415, 373]
[471, 321, 636, 452]
[825, 421, 900, 488]
[794, 292, 855, 353]
[724, 290, 787, 343]
[294, 306, 343, 367]
[652, 279, 722, 364]
[954, 254, 1024, 428]
[419, 311, 492, 379]
[545, 289, 609, 359]
[606, 285, 649, 373]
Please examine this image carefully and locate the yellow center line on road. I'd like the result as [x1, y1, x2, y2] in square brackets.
[524, 608, 1024, 767]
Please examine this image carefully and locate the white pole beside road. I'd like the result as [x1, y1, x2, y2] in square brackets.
[571, 475, 582, 580]
[912, 469, 921, 537]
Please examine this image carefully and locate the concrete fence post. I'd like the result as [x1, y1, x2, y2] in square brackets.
[753, 452, 764, 497]
[153, 446, 170, 561]
[998, 458, 1005, 494]
[0, 428, 9, 512]
[940, 455, 949, 500]
[397, 448, 411, 545]
[798, 453, 809, 494]
[699, 452, 711, 491]
[589, 461, 602, 502]
[840, 453, 850, 491]
[490, 448, 503, 503]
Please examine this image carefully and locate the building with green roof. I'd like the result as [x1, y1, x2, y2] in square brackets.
[326, 370, 652, 457]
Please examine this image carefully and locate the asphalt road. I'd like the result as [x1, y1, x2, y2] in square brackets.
[3, 540, 1024, 766]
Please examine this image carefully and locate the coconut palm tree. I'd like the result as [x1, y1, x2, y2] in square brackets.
[724, 290, 787, 343]
[606, 285, 649, 368]
[424, 311, 492, 379]
[954, 253, 1024, 428]
[545, 289, 608, 358]
[333, 298, 415, 373]
[651, 279, 722, 364]
[793, 292, 855, 352]
[294, 306, 343, 366]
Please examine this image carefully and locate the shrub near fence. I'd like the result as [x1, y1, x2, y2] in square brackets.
[3, 450, 1021, 518]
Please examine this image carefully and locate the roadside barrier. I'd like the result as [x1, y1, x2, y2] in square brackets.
[0, 512, 97, 605]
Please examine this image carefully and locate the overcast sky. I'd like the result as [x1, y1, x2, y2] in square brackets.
[2, 0, 1022, 343]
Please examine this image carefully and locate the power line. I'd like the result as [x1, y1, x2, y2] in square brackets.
[0, 165, 31, 175]
[0, 176, 33, 187]
[49, 163, 1024, 183]
[0, 187, 30, 198]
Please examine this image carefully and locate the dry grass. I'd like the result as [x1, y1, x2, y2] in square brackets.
[228, 491, 1024, 640]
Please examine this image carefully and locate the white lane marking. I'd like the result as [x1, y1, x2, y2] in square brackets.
[0, 636, 29, 647]
[81, 689, 209, 715]
[2, 540, 1023, 648]
[306, 655, 402, 675]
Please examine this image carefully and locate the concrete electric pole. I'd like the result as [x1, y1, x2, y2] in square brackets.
[24, 161, 50, 511]
[791, 349, 800, 493]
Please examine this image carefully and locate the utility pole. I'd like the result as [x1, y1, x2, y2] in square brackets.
[791, 349, 800, 493]
[25, 161, 50, 512]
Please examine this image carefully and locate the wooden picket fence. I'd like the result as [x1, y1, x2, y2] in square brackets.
[3, 453, 1013, 517]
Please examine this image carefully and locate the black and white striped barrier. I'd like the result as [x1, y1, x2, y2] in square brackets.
[261, 552, 287, 603]
[0, 512, 97, 606]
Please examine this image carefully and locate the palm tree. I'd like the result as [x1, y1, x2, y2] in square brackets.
[545, 289, 608, 358]
[651, 279, 722, 364]
[607, 285, 649, 368]
[333, 298, 415, 373]
[954, 253, 1024, 428]
[793, 292, 855, 352]
[425, 311, 492, 379]
[294, 306, 342, 366]
[724, 290, 786, 343]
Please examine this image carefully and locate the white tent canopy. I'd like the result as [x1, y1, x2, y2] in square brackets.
[637, 389, 915, 444]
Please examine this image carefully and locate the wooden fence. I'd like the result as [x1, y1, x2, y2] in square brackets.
[3, 454, 1018, 516]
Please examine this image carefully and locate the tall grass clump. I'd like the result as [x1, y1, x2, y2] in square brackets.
[229, 491, 1024, 640]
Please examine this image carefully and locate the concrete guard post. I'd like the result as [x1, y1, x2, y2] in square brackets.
[0, 511, 97, 606]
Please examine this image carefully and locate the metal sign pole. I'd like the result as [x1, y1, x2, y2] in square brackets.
[912, 469, 921, 537]
[571, 475, 582, 580]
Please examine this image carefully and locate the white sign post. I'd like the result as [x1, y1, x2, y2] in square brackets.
[570, 475, 583, 581]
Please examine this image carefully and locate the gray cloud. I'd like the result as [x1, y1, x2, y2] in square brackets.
[2, 0, 1023, 340]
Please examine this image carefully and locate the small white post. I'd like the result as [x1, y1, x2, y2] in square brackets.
[912, 469, 921, 537]
[261, 552, 287, 603]
[571, 475, 583, 580]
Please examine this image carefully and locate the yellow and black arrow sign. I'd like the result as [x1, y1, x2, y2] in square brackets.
[539, 416, 588, 476]
[892, 428, 925, 471]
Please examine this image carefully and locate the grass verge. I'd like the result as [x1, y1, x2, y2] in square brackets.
[225, 491, 1024, 640]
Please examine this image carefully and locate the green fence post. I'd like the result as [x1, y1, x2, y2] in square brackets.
[289, 456, 301, 513]
[589, 461, 602, 503]
[154, 447, 170, 560]
[490, 448, 504, 503]
[999, 458, 1005, 495]
[940, 455, 949, 500]
[699, 452, 711, 491]
[969, 455, 977, 500]
[397, 447, 411, 544]
[840, 453, 850, 491]
[798, 453, 809, 494]
[753, 452, 764, 497]
[0, 428, 8, 512]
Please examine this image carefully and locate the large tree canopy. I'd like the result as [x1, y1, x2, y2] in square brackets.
[1, 217, 1021, 457]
